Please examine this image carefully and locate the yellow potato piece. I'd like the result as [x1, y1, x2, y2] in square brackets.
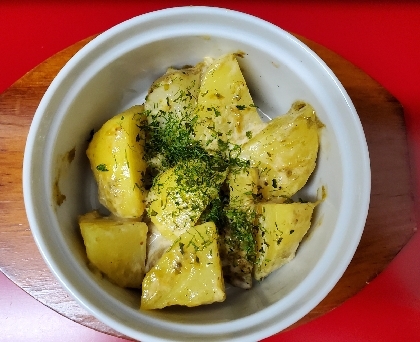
[195, 53, 266, 151]
[227, 166, 258, 210]
[253, 202, 316, 281]
[146, 159, 226, 242]
[144, 63, 203, 125]
[141, 222, 225, 309]
[219, 167, 259, 289]
[143, 63, 206, 172]
[79, 211, 148, 288]
[87, 105, 147, 218]
[240, 101, 320, 199]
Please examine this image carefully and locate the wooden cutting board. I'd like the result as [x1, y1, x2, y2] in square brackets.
[0, 34, 416, 339]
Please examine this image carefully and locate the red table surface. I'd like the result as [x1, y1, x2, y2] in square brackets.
[1, 2, 420, 342]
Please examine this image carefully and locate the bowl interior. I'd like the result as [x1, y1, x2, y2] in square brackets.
[24, 7, 370, 342]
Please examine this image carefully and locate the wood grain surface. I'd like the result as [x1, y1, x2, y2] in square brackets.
[0, 35, 416, 338]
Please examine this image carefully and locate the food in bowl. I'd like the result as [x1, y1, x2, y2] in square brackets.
[79, 53, 322, 309]
[23, 7, 370, 341]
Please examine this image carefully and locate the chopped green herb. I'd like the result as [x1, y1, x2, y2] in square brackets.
[272, 179, 278, 188]
[96, 164, 108, 172]
[223, 207, 257, 263]
[179, 242, 185, 255]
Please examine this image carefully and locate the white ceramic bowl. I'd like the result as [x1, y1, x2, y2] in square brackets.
[23, 6, 370, 342]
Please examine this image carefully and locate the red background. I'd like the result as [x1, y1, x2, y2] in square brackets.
[1, 1, 420, 341]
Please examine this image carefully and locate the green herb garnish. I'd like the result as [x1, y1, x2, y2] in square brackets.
[96, 164, 108, 172]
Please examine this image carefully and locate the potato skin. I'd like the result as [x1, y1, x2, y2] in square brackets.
[87, 105, 147, 218]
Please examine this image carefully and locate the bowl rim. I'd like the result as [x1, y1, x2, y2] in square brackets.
[23, 6, 371, 342]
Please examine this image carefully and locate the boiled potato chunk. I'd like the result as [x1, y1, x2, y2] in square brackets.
[143, 62, 206, 172]
[195, 53, 266, 151]
[219, 167, 259, 289]
[141, 222, 225, 309]
[219, 207, 257, 290]
[79, 211, 148, 288]
[87, 105, 147, 218]
[227, 166, 259, 209]
[146, 159, 226, 242]
[253, 202, 316, 281]
[240, 101, 320, 199]
[144, 63, 203, 125]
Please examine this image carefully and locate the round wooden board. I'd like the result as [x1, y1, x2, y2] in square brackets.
[0, 35, 416, 339]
